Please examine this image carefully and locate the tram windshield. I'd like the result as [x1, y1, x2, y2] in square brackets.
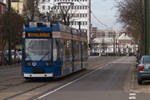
[25, 39, 52, 61]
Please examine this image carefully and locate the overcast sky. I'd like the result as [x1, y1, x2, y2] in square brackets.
[91, 0, 122, 30]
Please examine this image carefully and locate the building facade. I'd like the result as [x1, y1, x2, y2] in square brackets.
[91, 29, 138, 56]
[92, 29, 116, 54]
[118, 33, 138, 55]
[11, 0, 24, 14]
[0, 0, 6, 15]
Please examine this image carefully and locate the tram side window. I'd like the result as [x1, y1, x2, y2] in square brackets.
[83, 42, 88, 60]
[73, 41, 75, 59]
[60, 39, 64, 60]
[64, 40, 70, 62]
[62, 39, 72, 62]
[53, 39, 59, 61]
[77, 42, 80, 60]
[68, 40, 72, 61]
[74, 41, 79, 61]
[85, 43, 88, 59]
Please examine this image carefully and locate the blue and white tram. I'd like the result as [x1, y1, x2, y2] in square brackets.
[22, 22, 88, 79]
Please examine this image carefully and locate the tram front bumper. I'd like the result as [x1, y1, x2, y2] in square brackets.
[23, 73, 53, 78]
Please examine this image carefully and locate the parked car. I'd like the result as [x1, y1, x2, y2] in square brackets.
[90, 52, 99, 56]
[137, 55, 150, 85]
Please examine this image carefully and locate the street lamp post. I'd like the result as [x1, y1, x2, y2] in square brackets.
[8, 0, 12, 65]
[113, 33, 115, 54]
[144, 0, 150, 54]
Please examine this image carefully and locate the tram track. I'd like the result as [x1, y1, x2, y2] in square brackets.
[3, 82, 51, 100]
[0, 77, 21, 83]
[0, 77, 30, 92]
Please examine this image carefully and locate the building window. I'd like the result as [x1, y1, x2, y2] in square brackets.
[43, 5, 45, 10]
[74, 6, 76, 9]
[85, 14, 87, 17]
[85, 21, 87, 25]
[83, 14, 85, 17]
[85, 6, 88, 9]
[83, 22, 84, 25]
[48, 6, 50, 10]
[77, 13, 79, 17]
[80, 6, 82, 9]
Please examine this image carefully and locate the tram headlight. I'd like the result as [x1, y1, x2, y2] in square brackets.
[45, 62, 51, 66]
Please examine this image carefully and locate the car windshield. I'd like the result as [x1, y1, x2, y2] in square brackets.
[143, 56, 150, 64]
[25, 39, 52, 61]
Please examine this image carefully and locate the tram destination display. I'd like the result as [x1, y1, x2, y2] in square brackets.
[26, 32, 51, 38]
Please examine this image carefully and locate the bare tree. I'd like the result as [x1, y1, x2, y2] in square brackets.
[116, 0, 144, 55]
[45, 2, 74, 26]
[23, 0, 40, 21]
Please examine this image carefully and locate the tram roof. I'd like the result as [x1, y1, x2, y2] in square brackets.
[24, 22, 53, 32]
[52, 23, 72, 34]
[23, 21, 87, 38]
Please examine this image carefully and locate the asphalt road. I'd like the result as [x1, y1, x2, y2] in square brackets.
[33, 57, 150, 100]
[0, 56, 150, 100]
[33, 57, 132, 100]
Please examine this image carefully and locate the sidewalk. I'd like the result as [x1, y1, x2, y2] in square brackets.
[130, 62, 150, 94]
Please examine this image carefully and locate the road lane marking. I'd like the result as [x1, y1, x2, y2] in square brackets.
[36, 63, 111, 100]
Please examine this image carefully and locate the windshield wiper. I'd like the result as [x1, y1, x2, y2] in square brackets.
[28, 40, 33, 46]
[39, 52, 50, 61]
